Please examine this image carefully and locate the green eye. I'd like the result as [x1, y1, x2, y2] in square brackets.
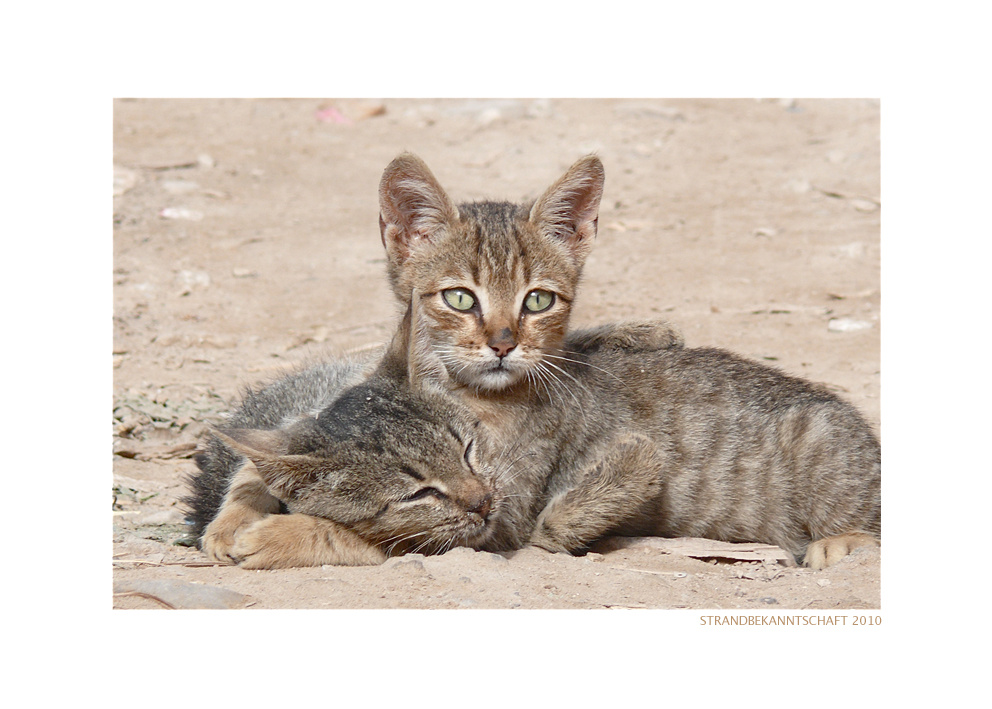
[524, 289, 555, 313]
[443, 288, 476, 311]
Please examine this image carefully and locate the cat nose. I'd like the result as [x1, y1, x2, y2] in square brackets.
[469, 493, 492, 520]
[488, 329, 517, 358]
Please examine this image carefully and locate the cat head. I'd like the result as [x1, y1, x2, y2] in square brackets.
[215, 376, 499, 554]
[378, 153, 605, 391]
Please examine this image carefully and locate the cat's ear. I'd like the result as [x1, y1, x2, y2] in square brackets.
[213, 428, 321, 502]
[379, 153, 460, 264]
[529, 155, 604, 263]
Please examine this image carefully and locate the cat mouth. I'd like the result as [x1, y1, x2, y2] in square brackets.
[470, 360, 527, 390]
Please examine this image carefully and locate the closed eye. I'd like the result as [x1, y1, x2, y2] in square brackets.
[403, 487, 446, 503]
[463, 440, 474, 467]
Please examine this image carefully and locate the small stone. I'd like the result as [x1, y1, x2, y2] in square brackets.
[476, 108, 502, 126]
[835, 242, 866, 258]
[783, 178, 812, 194]
[851, 199, 879, 213]
[160, 207, 204, 221]
[175, 270, 211, 289]
[759, 596, 779, 604]
[383, 555, 426, 572]
[114, 579, 250, 609]
[828, 318, 873, 333]
[113, 166, 139, 196]
[817, 579, 831, 587]
[232, 268, 257, 278]
[197, 154, 216, 169]
[753, 227, 779, 237]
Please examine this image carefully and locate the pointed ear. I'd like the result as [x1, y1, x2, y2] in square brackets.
[529, 155, 604, 263]
[212, 429, 320, 502]
[379, 153, 460, 265]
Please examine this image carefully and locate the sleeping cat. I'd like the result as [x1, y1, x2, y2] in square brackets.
[200, 313, 880, 571]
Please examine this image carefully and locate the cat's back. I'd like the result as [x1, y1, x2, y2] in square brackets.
[229, 348, 382, 429]
[571, 344, 880, 553]
[586, 344, 872, 430]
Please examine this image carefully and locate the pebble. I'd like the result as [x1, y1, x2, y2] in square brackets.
[160, 207, 204, 221]
[174, 270, 211, 290]
[783, 178, 812, 194]
[835, 242, 866, 258]
[113, 166, 139, 196]
[851, 199, 879, 213]
[828, 318, 873, 333]
[114, 579, 249, 609]
[383, 555, 427, 573]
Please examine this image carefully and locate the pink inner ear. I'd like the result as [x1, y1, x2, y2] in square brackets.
[529, 158, 604, 248]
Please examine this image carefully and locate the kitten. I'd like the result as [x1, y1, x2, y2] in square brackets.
[202, 313, 880, 571]
[377, 152, 604, 393]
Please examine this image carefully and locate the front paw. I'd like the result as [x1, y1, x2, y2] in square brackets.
[231, 514, 387, 569]
[202, 506, 267, 564]
[804, 532, 880, 570]
[527, 516, 575, 555]
[229, 516, 303, 569]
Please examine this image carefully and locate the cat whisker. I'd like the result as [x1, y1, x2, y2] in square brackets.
[537, 360, 586, 421]
[382, 529, 431, 556]
[532, 361, 567, 410]
[543, 351, 625, 384]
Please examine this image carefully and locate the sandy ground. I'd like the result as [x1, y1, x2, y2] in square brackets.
[112, 98, 880, 610]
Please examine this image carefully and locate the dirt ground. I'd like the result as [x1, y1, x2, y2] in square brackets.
[112, 98, 880, 610]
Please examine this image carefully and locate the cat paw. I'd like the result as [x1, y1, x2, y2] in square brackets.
[804, 532, 880, 570]
[527, 516, 577, 555]
[231, 514, 387, 569]
[201, 506, 267, 564]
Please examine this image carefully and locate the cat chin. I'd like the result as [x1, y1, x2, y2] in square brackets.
[458, 367, 527, 391]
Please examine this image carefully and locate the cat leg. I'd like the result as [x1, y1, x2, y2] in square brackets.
[229, 513, 387, 569]
[564, 320, 684, 353]
[803, 532, 880, 571]
[528, 435, 664, 554]
[201, 460, 282, 564]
